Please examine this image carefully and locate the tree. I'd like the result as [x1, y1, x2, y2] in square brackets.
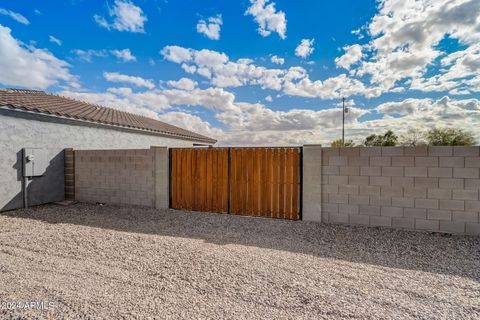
[330, 139, 355, 147]
[399, 128, 427, 146]
[364, 130, 398, 146]
[426, 128, 476, 146]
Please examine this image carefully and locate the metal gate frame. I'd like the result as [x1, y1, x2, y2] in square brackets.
[169, 147, 303, 220]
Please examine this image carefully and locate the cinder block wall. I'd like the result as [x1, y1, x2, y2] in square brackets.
[64, 148, 75, 201]
[75, 149, 157, 207]
[317, 146, 480, 235]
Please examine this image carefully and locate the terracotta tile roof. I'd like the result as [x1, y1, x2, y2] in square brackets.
[0, 88, 216, 144]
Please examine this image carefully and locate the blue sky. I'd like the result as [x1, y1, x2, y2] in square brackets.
[1, 0, 479, 145]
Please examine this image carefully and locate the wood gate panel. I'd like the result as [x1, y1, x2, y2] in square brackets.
[229, 147, 300, 220]
[171, 147, 300, 220]
[171, 148, 228, 213]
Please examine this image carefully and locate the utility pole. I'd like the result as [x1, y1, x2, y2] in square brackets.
[342, 97, 345, 146]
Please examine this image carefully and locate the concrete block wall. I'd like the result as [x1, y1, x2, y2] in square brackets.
[75, 149, 157, 207]
[64, 148, 75, 201]
[313, 146, 480, 235]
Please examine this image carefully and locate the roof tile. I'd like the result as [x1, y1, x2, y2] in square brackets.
[0, 88, 216, 143]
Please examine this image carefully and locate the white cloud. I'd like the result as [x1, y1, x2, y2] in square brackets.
[265, 95, 273, 102]
[59, 80, 480, 146]
[161, 45, 375, 99]
[167, 78, 198, 91]
[0, 8, 29, 25]
[245, 0, 287, 39]
[335, 44, 363, 70]
[59, 89, 163, 118]
[72, 49, 108, 62]
[376, 98, 431, 116]
[270, 55, 284, 65]
[94, 0, 147, 33]
[295, 39, 314, 58]
[160, 45, 193, 64]
[49, 35, 62, 46]
[0, 25, 77, 89]
[72, 48, 136, 63]
[283, 74, 378, 99]
[103, 72, 154, 89]
[110, 48, 136, 62]
[343, 0, 480, 94]
[196, 15, 222, 40]
[159, 112, 225, 139]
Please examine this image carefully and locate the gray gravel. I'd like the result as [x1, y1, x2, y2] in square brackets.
[0, 203, 479, 320]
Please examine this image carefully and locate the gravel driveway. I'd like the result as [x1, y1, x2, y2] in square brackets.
[0, 203, 479, 319]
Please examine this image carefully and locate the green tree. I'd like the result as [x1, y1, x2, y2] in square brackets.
[426, 128, 476, 146]
[399, 128, 427, 146]
[364, 130, 398, 146]
[330, 139, 355, 147]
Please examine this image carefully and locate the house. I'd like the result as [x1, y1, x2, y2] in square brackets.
[0, 88, 216, 211]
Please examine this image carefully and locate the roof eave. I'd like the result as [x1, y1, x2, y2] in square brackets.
[0, 105, 217, 144]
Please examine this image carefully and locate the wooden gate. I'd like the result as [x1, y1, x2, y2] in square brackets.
[170, 148, 229, 213]
[170, 147, 301, 220]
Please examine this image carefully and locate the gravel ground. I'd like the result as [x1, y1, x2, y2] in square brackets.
[0, 203, 479, 320]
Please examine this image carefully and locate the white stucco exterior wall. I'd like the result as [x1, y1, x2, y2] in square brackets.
[0, 109, 212, 211]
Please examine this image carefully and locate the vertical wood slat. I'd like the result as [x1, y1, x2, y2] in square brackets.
[260, 149, 266, 216]
[196, 150, 202, 211]
[252, 149, 258, 215]
[212, 150, 217, 212]
[185, 150, 190, 210]
[272, 148, 279, 218]
[266, 148, 273, 217]
[238, 148, 245, 215]
[278, 148, 285, 219]
[181, 149, 187, 209]
[206, 149, 212, 212]
[292, 149, 299, 220]
[230, 148, 236, 214]
[285, 148, 293, 219]
[171, 147, 300, 219]
[192, 149, 197, 211]
[222, 148, 229, 213]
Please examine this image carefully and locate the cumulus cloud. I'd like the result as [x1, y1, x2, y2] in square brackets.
[160, 45, 193, 64]
[0, 8, 29, 25]
[94, 0, 147, 33]
[161, 45, 375, 99]
[245, 0, 287, 39]
[0, 25, 77, 89]
[49, 35, 62, 46]
[295, 39, 314, 58]
[167, 78, 198, 91]
[59, 88, 163, 118]
[159, 112, 225, 139]
[283, 74, 379, 99]
[72, 49, 108, 62]
[111, 48, 136, 62]
[343, 0, 480, 94]
[72, 48, 136, 63]
[196, 15, 222, 40]
[270, 55, 284, 65]
[59, 81, 480, 146]
[103, 72, 154, 89]
[335, 44, 363, 70]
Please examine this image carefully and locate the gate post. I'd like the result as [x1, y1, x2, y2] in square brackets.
[152, 146, 169, 210]
[302, 145, 323, 222]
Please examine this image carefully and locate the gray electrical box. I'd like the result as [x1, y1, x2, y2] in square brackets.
[23, 148, 48, 177]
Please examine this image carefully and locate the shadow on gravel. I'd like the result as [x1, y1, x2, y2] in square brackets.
[2, 203, 479, 281]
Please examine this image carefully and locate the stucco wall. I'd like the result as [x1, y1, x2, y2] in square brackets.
[0, 109, 205, 211]
[303, 146, 480, 235]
